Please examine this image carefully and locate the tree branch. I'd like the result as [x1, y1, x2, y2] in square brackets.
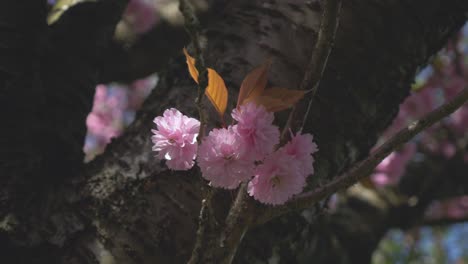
[187, 192, 212, 264]
[282, 0, 342, 139]
[300, 0, 342, 93]
[193, 2, 344, 261]
[216, 184, 255, 264]
[257, 88, 468, 225]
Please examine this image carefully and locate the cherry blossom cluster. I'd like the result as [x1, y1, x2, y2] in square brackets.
[371, 25, 468, 187]
[372, 143, 416, 186]
[371, 75, 467, 187]
[84, 75, 157, 161]
[151, 102, 318, 205]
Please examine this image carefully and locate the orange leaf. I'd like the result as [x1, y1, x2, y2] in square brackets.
[248, 87, 305, 112]
[247, 96, 287, 112]
[266, 87, 306, 106]
[206, 69, 228, 117]
[183, 48, 199, 83]
[183, 48, 228, 117]
[237, 60, 271, 107]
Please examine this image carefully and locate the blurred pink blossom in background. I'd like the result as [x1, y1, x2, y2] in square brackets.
[372, 143, 417, 186]
[425, 196, 468, 220]
[84, 74, 157, 161]
[123, 0, 158, 33]
[371, 28, 468, 187]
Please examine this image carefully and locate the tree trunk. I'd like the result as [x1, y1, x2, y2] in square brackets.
[1, 0, 467, 263]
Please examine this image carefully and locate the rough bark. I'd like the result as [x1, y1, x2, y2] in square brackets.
[0, 0, 128, 262]
[1, 0, 467, 263]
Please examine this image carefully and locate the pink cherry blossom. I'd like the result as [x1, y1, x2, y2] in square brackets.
[400, 86, 436, 119]
[86, 85, 126, 143]
[425, 196, 468, 220]
[369, 25, 468, 195]
[282, 132, 318, 177]
[197, 126, 255, 189]
[448, 106, 468, 136]
[151, 108, 200, 170]
[443, 76, 465, 100]
[127, 74, 158, 110]
[248, 150, 306, 205]
[124, 0, 158, 34]
[380, 85, 438, 140]
[232, 102, 280, 161]
[440, 141, 457, 158]
[86, 111, 120, 140]
[371, 143, 417, 186]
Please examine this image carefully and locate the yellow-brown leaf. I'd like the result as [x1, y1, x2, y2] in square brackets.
[237, 60, 271, 107]
[183, 48, 199, 83]
[206, 69, 228, 117]
[183, 49, 228, 117]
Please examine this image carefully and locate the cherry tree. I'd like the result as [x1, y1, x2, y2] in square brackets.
[1, 0, 468, 263]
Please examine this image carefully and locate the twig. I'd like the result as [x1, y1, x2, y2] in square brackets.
[217, 184, 255, 263]
[281, 0, 342, 140]
[187, 187, 215, 264]
[299, 0, 342, 93]
[180, 2, 218, 263]
[179, 0, 208, 141]
[256, 88, 468, 225]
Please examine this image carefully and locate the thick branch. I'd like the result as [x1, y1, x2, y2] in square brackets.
[0, 0, 128, 255]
